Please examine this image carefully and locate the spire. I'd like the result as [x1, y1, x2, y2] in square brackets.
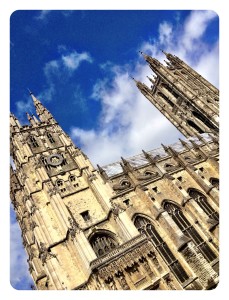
[26, 112, 37, 126]
[30, 91, 56, 124]
[147, 76, 156, 85]
[10, 113, 21, 130]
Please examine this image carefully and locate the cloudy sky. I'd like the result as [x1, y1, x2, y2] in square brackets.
[10, 10, 219, 290]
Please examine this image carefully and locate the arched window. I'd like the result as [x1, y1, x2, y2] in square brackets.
[210, 178, 219, 190]
[69, 175, 76, 182]
[30, 136, 39, 148]
[89, 232, 118, 257]
[161, 83, 180, 98]
[158, 92, 174, 107]
[188, 189, 219, 221]
[47, 132, 55, 144]
[134, 216, 189, 283]
[56, 179, 64, 187]
[69, 175, 79, 188]
[187, 120, 204, 134]
[56, 179, 66, 192]
[192, 111, 216, 131]
[163, 201, 217, 262]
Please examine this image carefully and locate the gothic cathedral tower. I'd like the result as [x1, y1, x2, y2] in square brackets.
[134, 51, 219, 138]
[10, 53, 219, 290]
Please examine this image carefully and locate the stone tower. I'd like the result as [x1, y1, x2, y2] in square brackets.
[134, 51, 219, 138]
[10, 53, 219, 290]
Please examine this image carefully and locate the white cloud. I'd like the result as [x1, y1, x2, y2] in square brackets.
[14, 98, 34, 124]
[44, 60, 60, 80]
[62, 51, 92, 71]
[10, 209, 33, 289]
[182, 10, 218, 50]
[35, 10, 51, 21]
[71, 65, 184, 166]
[70, 11, 219, 167]
[159, 22, 173, 45]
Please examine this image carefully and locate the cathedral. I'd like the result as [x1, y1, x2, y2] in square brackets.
[10, 51, 219, 290]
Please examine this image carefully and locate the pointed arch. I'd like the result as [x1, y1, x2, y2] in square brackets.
[187, 120, 204, 134]
[46, 132, 55, 144]
[88, 230, 119, 257]
[158, 91, 174, 107]
[163, 200, 217, 262]
[192, 111, 216, 131]
[29, 135, 39, 148]
[161, 82, 180, 98]
[188, 188, 219, 221]
[133, 214, 189, 283]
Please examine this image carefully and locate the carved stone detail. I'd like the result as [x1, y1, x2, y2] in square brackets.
[39, 242, 57, 265]
[68, 217, 81, 239]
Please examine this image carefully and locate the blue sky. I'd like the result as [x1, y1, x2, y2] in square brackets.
[10, 10, 219, 290]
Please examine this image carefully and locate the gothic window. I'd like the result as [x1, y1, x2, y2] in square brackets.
[210, 178, 219, 190]
[89, 232, 118, 257]
[158, 92, 174, 108]
[161, 83, 180, 99]
[188, 189, 219, 221]
[134, 216, 189, 283]
[69, 175, 79, 187]
[192, 111, 216, 131]
[187, 120, 204, 134]
[56, 179, 66, 192]
[163, 201, 217, 262]
[30, 136, 39, 148]
[56, 179, 63, 187]
[69, 175, 76, 182]
[47, 132, 55, 144]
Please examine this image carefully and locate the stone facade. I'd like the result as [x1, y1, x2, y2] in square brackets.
[10, 52, 219, 290]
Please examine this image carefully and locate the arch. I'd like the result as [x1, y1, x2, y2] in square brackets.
[46, 132, 55, 144]
[29, 135, 39, 148]
[161, 83, 180, 98]
[56, 179, 66, 192]
[133, 214, 189, 283]
[69, 174, 76, 182]
[158, 91, 174, 107]
[187, 119, 204, 134]
[89, 230, 119, 257]
[192, 111, 216, 130]
[163, 200, 217, 262]
[56, 179, 64, 187]
[188, 188, 219, 221]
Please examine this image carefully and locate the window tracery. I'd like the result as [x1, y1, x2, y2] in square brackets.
[134, 215, 189, 283]
[163, 201, 217, 262]
[47, 132, 55, 144]
[89, 232, 118, 257]
[30, 135, 39, 148]
[188, 189, 219, 221]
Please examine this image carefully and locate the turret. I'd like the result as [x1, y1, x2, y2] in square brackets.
[30, 91, 56, 124]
